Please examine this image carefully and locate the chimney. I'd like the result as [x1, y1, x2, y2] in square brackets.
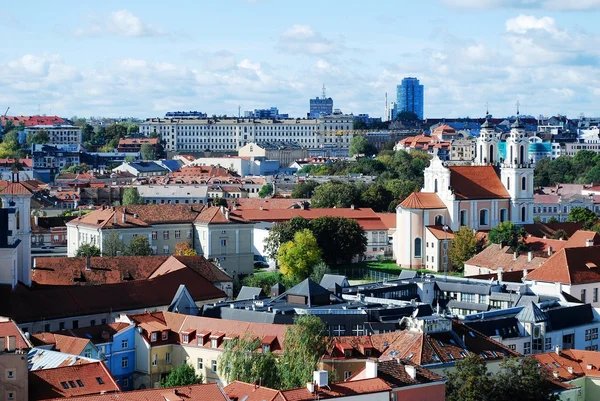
[567, 366, 574, 374]
[513, 251, 518, 261]
[225, 210, 230, 221]
[405, 364, 417, 380]
[587, 238, 594, 247]
[497, 267, 503, 282]
[351, 204, 355, 210]
[113, 214, 117, 225]
[553, 371, 559, 379]
[365, 359, 378, 379]
[306, 382, 315, 393]
[86, 256, 91, 271]
[34, 215, 39, 226]
[313, 370, 328, 387]
[527, 251, 533, 262]
[548, 246, 553, 256]
[555, 344, 561, 355]
[523, 269, 528, 278]
[220, 205, 225, 215]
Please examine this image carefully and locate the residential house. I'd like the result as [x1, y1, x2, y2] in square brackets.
[238, 141, 308, 168]
[137, 185, 208, 205]
[30, 215, 73, 248]
[0, 158, 33, 181]
[66, 204, 254, 275]
[279, 376, 391, 401]
[24, 124, 82, 145]
[394, 134, 451, 160]
[0, 317, 32, 401]
[30, 332, 99, 360]
[29, 361, 120, 401]
[534, 184, 600, 222]
[117, 137, 159, 154]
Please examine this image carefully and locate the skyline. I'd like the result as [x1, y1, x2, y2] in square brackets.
[2, 0, 600, 119]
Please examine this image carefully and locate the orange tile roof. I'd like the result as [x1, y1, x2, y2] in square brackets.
[195, 206, 248, 224]
[0, 180, 33, 195]
[0, 318, 32, 350]
[153, 255, 232, 283]
[229, 198, 309, 210]
[448, 166, 510, 199]
[564, 230, 600, 248]
[280, 378, 391, 401]
[376, 213, 396, 229]
[349, 359, 445, 388]
[30, 333, 91, 355]
[42, 383, 230, 401]
[224, 381, 284, 401]
[464, 243, 546, 272]
[426, 225, 454, 240]
[526, 246, 600, 285]
[531, 349, 600, 383]
[399, 192, 446, 209]
[118, 138, 159, 145]
[29, 361, 120, 401]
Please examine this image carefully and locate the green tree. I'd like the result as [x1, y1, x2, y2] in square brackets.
[309, 262, 331, 284]
[278, 229, 322, 280]
[490, 358, 559, 401]
[568, 206, 598, 228]
[213, 197, 228, 207]
[218, 336, 280, 388]
[127, 235, 153, 256]
[551, 229, 568, 240]
[448, 227, 478, 271]
[26, 129, 49, 146]
[446, 355, 492, 401]
[102, 232, 126, 256]
[311, 181, 361, 208]
[396, 111, 419, 122]
[160, 363, 203, 388]
[291, 180, 319, 199]
[353, 120, 368, 130]
[309, 217, 367, 265]
[279, 315, 330, 390]
[547, 216, 559, 224]
[488, 221, 528, 251]
[258, 183, 274, 198]
[264, 217, 311, 260]
[360, 183, 393, 212]
[122, 188, 144, 205]
[75, 243, 101, 257]
[585, 166, 600, 183]
[349, 135, 377, 157]
[140, 143, 155, 160]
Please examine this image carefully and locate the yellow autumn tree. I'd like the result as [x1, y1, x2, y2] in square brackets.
[277, 229, 322, 280]
[174, 241, 197, 256]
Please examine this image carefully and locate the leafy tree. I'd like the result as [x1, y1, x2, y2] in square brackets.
[551, 229, 568, 240]
[547, 216, 559, 224]
[309, 217, 367, 265]
[140, 143, 155, 160]
[489, 358, 559, 401]
[26, 129, 49, 146]
[264, 217, 311, 260]
[213, 197, 228, 207]
[61, 164, 90, 174]
[122, 187, 144, 205]
[585, 166, 600, 184]
[127, 235, 153, 256]
[446, 355, 492, 401]
[102, 232, 126, 256]
[396, 111, 419, 122]
[258, 183, 274, 198]
[309, 262, 331, 283]
[124, 155, 136, 163]
[279, 315, 330, 390]
[349, 135, 377, 157]
[75, 243, 101, 257]
[160, 363, 203, 387]
[488, 221, 528, 251]
[218, 336, 280, 388]
[568, 206, 597, 228]
[278, 229, 322, 280]
[175, 241, 197, 256]
[311, 181, 361, 208]
[360, 183, 393, 212]
[448, 227, 478, 271]
[353, 120, 368, 130]
[291, 180, 319, 199]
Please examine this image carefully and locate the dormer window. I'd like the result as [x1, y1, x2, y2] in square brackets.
[211, 339, 218, 348]
[162, 331, 168, 341]
[151, 332, 157, 342]
[182, 334, 189, 344]
[344, 350, 352, 358]
[263, 344, 270, 353]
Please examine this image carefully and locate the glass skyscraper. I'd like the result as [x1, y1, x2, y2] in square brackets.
[396, 77, 424, 119]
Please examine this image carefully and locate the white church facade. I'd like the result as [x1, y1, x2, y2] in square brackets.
[394, 115, 535, 272]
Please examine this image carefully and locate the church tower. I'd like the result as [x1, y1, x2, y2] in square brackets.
[500, 107, 535, 224]
[474, 110, 499, 165]
[0, 173, 33, 288]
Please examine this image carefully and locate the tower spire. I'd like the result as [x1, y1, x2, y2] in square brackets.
[322, 83, 326, 99]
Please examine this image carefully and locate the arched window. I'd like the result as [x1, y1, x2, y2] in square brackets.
[510, 146, 514, 164]
[489, 145, 494, 164]
[522, 176, 527, 191]
[520, 145, 525, 164]
[479, 145, 483, 163]
[414, 238, 422, 258]
[460, 210, 467, 226]
[435, 215, 444, 226]
[434, 179, 438, 193]
[521, 206, 526, 222]
[15, 210, 19, 230]
[500, 209, 508, 223]
[507, 177, 510, 190]
[479, 209, 489, 226]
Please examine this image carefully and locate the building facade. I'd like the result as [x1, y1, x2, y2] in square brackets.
[397, 77, 424, 120]
[24, 124, 82, 145]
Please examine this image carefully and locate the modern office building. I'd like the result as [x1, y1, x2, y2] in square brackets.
[309, 85, 334, 118]
[244, 107, 288, 119]
[397, 77, 424, 119]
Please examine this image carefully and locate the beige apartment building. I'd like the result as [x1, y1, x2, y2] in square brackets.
[0, 317, 32, 401]
[66, 204, 254, 275]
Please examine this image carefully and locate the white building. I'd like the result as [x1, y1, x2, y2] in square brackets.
[137, 185, 209, 205]
[25, 125, 82, 145]
[139, 115, 354, 152]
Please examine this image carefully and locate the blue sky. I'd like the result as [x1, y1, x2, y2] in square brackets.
[2, 0, 600, 119]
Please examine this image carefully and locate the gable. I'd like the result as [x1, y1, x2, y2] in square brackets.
[448, 166, 510, 200]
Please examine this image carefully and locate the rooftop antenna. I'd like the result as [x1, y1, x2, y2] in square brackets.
[322, 83, 326, 99]
[485, 102, 489, 118]
[238, 105, 241, 119]
[385, 93, 388, 121]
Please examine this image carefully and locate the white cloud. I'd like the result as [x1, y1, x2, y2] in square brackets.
[277, 24, 342, 55]
[74, 10, 166, 37]
[441, 0, 600, 10]
[505, 15, 558, 34]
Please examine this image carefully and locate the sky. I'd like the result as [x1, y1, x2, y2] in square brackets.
[2, 0, 600, 119]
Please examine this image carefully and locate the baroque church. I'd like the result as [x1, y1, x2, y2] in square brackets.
[394, 113, 535, 272]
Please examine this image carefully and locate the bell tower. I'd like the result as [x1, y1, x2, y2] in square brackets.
[474, 108, 499, 165]
[500, 103, 535, 224]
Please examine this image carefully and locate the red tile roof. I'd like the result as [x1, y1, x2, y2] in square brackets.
[1, 115, 66, 127]
[30, 333, 91, 355]
[225, 381, 285, 401]
[0, 180, 33, 195]
[229, 198, 309, 211]
[376, 213, 396, 229]
[526, 245, 600, 285]
[195, 206, 248, 224]
[160, 255, 232, 283]
[29, 361, 119, 401]
[0, 318, 32, 350]
[45, 323, 132, 346]
[464, 244, 546, 273]
[41, 383, 230, 401]
[399, 192, 446, 209]
[531, 349, 600, 383]
[523, 222, 584, 239]
[448, 166, 509, 199]
[118, 138, 159, 146]
[0, 268, 226, 323]
[348, 359, 445, 388]
[280, 378, 391, 401]
[564, 230, 600, 248]
[427, 225, 454, 240]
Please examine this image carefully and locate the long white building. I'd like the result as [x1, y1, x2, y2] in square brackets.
[139, 115, 354, 152]
[24, 124, 82, 145]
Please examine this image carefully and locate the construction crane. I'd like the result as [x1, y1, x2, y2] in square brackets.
[3, 107, 9, 117]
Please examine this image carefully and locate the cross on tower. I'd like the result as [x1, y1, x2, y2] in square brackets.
[516, 100, 520, 116]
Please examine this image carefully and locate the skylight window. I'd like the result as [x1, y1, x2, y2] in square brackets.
[96, 377, 104, 385]
[76, 380, 84, 387]
[61, 382, 69, 390]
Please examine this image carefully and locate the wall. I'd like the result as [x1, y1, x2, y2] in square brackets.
[393, 381, 446, 401]
[0, 352, 28, 401]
